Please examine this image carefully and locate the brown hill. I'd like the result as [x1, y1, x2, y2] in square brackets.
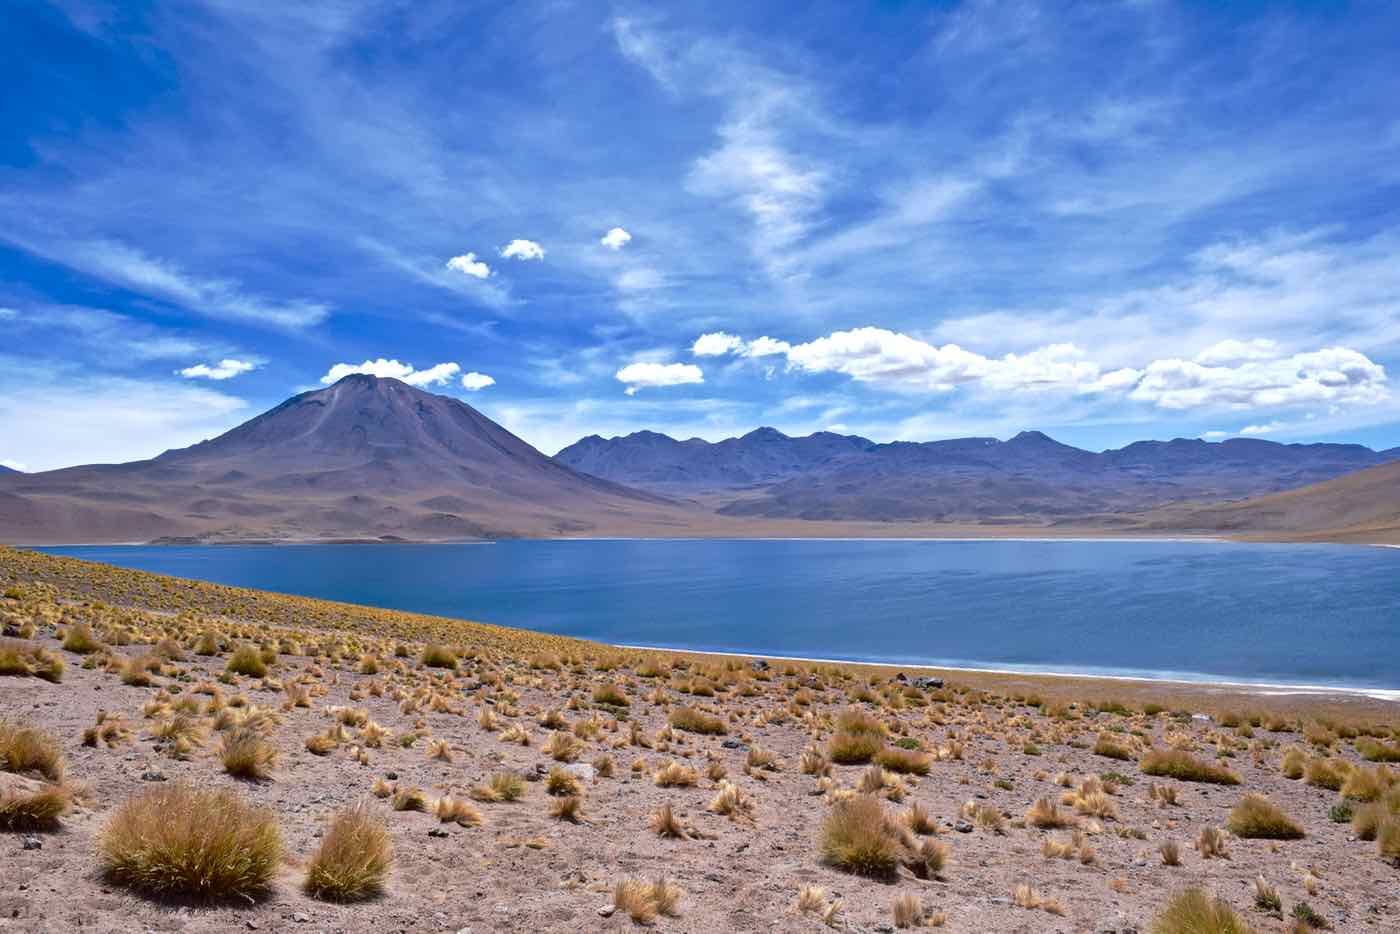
[0, 375, 691, 544]
[1145, 459, 1400, 543]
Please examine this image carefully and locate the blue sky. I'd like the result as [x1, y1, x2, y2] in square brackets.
[5, 0, 1400, 471]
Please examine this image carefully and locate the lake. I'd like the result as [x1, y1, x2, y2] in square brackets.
[40, 540, 1400, 692]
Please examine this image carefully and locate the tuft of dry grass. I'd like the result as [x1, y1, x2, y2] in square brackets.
[1149, 888, 1252, 934]
[893, 893, 925, 929]
[876, 745, 930, 775]
[612, 877, 683, 923]
[1140, 748, 1240, 785]
[653, 760, 698, 788]
[304, 800, 392, 902]
[708, 779, 755, 819]
[1094, 732, 1134, 760]
[99, 782, 281, 900]
[61, 622, 103, 654]
[391, 787, 429, 812]
[0, 720, 65, 782]
[543, 731, 582, 762]
[1026, 796, 1074, 829]
[818, 794, 903, 879]
[471, 771, 526, 802]
[1195, 826, 1229, 859]
[225, 644, 267, 678]
[668, 707, 726, 735]
[1159, 839, 1181, 866]
[419, 644, 458, 669]
[435, 796, 482, 827]
[219, 727, 277, 780]
[1226, 794, 1304, 840]
[548, 793, 585, 822]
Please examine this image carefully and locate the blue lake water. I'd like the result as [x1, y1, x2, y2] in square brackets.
[39, 540, 1400, 691]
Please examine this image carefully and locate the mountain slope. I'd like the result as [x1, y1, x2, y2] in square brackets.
[559, 426, 1398, 522]
[0, 375, 684, 544]
[1146, 459, 1400, 543]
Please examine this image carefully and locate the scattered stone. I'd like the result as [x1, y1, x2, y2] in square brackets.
[21, 835, 41, 851]
[721, 739, 746, 749]
[749, 659, 769, 672]
[597, 904, 616, 918]
[562, 763, 596, 783]
[954, 819, 974, 833]
[140, 768, 166, 782]
[428, 827, 449, 838]
[291, 912, 310, 923]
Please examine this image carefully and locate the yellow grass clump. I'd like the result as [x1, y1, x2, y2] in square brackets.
[1139, 748, 1240, 785]
[1226, 794, 1304, 840]
[304, 800, 393, 902]
[1149, 888, 1253, 934]
[99, 783, 282, 900]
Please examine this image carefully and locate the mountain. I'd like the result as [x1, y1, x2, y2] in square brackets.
[0, 464, 18, 474]
[0, 375, 686, 545]
[558, 427, 1400, 523]
[1145, 459, 1400, 543]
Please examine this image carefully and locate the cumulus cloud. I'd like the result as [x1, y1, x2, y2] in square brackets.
[1129, 348, 1387, 410]
[692, 332, 746, 356]
[320, 359, 461, 387]
[1193, 338, 1280, 366]
[615, 361, 704, 395]
[445, 252, 492, 279]
[178, 359, 257, 380]
[1240, 423, 1279, 435]
[600, 227, 632, 250]
[702, 327, 1390, 417]
[461, 371, 495, 391]
[691, 331, 791, 358]
[499, 239, 545, 261]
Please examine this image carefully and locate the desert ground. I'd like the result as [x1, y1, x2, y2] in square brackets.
[2, 546, 1398, 933]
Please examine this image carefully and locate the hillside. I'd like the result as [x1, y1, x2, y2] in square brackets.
[1147, 458, 1400, 543]
[0, 375, 689, 544]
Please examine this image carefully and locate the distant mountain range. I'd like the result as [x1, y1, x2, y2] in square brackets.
[557, 427, 1400, 523]
[1, 376, 1397, 544]
[0, 464, 18, 475]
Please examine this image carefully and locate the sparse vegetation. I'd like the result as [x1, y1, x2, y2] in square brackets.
[304, 800, 393, 901]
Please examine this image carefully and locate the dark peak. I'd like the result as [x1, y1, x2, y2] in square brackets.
[741, 427, 788, 442]
[1007, 430, 1058, 445]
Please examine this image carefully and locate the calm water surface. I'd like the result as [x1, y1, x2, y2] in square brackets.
[41, 540, 1400, 690]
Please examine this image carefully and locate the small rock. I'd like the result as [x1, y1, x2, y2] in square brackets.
[245, 921, 259, 931]
[428, 828, 449, 838]
[598, 904, 616, 917]
[140, 769, 166, 782]
[292, 913, 310, 923]
[385, 771, 398, 780]
[954, 819, 974, 833]
[721, 739, 745, 749]
[21, 835, 41, 851]
[749, 659, 769, 672]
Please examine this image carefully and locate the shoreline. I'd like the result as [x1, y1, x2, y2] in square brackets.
[615, 643, 1400, 703]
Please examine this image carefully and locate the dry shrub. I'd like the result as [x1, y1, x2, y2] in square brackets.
[893, 893, 924, 929]
[902, 801, 938, 835]
[653, 761, 698, 788]
[0, 774, 72, 830]
[1226, 794, 1303, 840]
[1304, 757, 1347, 791]
[1149, 888, 1252, 934]
[472, 771, 526, 802]
[435, 796, 482, 827]
[547, 765, 583, 796]
[592, 683, 629, 707]
[649, 802, 694, 839]
[708, 779, 755, 819]
[225, 644, 267, 678]
[0, 721, 65, 781]
[62, 622, 103, 654]
[548, 793, 584, 822]
[391, 787, 429, 812]
[100, 783, 281, 900]
[0, 638, 64, 682]
[1139, 748, 1239, 785]
[419, 644, 458, 669]
[1094, 732, 1133, 760]
[876, 746, 930, 775]
[1159, 839, 1181, 866]
[1379, 817, 1400, 862]
[612, 877, 683, 923]
[819, 794, 903, 879]
[1026, 796, 1074, 829]
[304, 800, 392, 902]
[220, 727, 277, 780]
[1195, 826, 1229, 859]
[668, 707, 726, 735]
[828, 731, 883, 765]
[544, 731, 582, 762]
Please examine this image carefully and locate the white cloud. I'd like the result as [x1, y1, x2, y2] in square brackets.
[616, 267, 664, 291]
[1202, 430, 1228, 439]
[461, 371, 495, 391]
[600, 227, 632, 250]
[691, 331, 791, 358]
[692, 332, 746, 356]
[178, 359, 257, 381]
[784, 327, 994, 392]
[1, 459, 26, 472]
[1129, 348, 1387, 410]
[0, 375, 250, 471]
[320, 359, 460, 387]
[61, 240, 329, 328]
[445, 252, 492, 279]
[615, 361, 704, 395]
[1239, 423, 1279, 435]
[1194, 338, 1280, 366]
[499, 239, 545, 261]
[0, 307, 17, 320]
[711, 326, 1390, 421]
